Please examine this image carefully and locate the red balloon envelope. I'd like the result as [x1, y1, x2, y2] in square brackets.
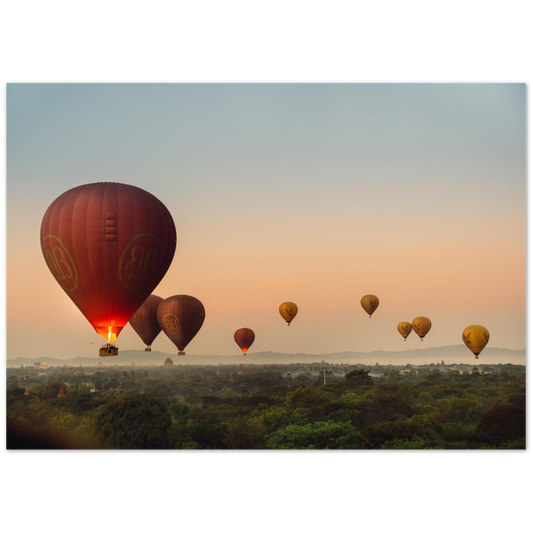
[129, 294, 164, 350]
[234, 328, 255, 355]
[40, 183, 177, 347]
[157, 295, 206, 355]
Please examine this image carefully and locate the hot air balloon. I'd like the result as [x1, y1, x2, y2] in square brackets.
[462, 325, 490, 359]
[412, 317, 431, 341]
[157, 295, 205, 356]
[279, 302, 298, 326]
[361, 295, 379, 317]
[129, 294, 164, 351]
[397, 322, 413, 341]
[40, 183, 176, 357]
[234, 328, 255, 355]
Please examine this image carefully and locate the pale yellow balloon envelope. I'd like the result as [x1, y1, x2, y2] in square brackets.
[397, 322, 413, 341]
[279, 302, 298, 325]
[462, 325, 490, 359]
[361, 295, 379, 317]
[412, 317, 431, 340]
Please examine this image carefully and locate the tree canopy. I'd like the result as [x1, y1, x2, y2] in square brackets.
[6, 362, 525, 450]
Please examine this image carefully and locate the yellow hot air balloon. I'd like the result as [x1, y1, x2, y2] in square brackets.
[397, 322, 413, 341]
[279, 302, 298, 326]
[462, 325, 490, 359]
[412, 317, 431, 340]
[361, 295, 379, 317]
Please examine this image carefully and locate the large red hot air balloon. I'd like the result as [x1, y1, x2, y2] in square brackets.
[40, 183, 176, 356]
[157, 295, 205, 356]
[129, 294, 164, 351]
[234, 328, 255, 355]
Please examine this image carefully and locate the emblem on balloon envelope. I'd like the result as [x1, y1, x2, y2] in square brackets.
[42, 235, 79, 291]
[119, 233, 164, 290]
[162, 313, 180, 334]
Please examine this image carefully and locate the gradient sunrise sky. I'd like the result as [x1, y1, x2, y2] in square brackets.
[6, 84, 525, 359]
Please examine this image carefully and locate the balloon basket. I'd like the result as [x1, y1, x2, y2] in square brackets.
[99, 344, 118, 357]
[145, 347, 151, 352]
[178, 351, 186, 356]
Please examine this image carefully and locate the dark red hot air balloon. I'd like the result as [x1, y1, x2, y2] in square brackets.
[129, 294, 164, 351]
[40, 183, 176, 356]
[157, 295, 205, 356]
[234, 328, 255, 355]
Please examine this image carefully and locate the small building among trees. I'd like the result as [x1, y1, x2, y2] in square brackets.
[164, 358, 174, 368]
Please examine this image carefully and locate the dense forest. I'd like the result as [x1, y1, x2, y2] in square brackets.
[6, 362, 525, 449]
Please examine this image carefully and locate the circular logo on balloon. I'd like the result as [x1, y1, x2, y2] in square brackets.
[163, 313, 180, 334]
[192, 311, 206, 331]
[41, 234, 78, 292]
[119, 233, 164, 290]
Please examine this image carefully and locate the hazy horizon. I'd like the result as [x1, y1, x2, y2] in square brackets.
[6, 344, 525, 369]
[7, 342, 525, 358]
[7, 84, 526, 360]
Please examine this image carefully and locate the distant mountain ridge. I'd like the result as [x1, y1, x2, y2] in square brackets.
[6, 345, 526, 367]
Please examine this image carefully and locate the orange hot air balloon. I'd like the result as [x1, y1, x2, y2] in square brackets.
[412, 317, 432, 341]
[234, 328, 255, 355]
[129, 294, 164, 351]
[361, 295, 379, 317]
[279, 302, 298, 326]
[40, 183, 177, 356]
[397, 322, 413, 341]
[157, 295, 205, 356]
[462, 325, 490, 359]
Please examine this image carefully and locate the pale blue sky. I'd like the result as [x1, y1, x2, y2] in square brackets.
[6, 84, 526, 358]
